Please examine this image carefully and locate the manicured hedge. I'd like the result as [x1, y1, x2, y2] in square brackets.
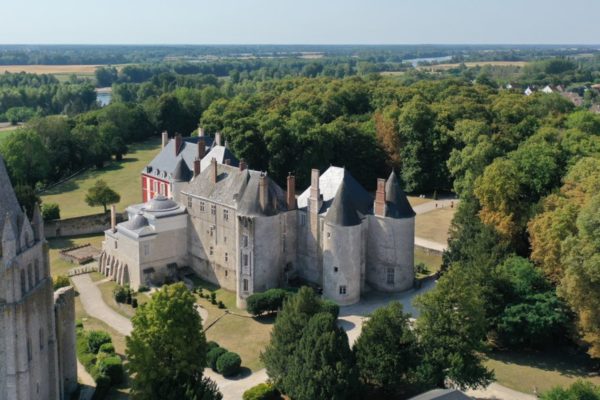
[76, 328, 119, 400]
[87, 331, 112, 354]
[99, 343, 115, 354]
[97, 355, 124, 385]
[207, 347, 227, 370]
[216, 351, 242, 377]
[243, 383, 281, 400]
[246, 289, 290, 316]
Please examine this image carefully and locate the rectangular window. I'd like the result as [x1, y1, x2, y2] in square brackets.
[243, 278, 248, 292]
[160, 183, 166, 195]
[386, 268, 395, 285]
[144, 243, 150, 256]
[39, 329, 44, 350]
[200, 201, 205, 212]
[187, 196, 192, 209]
[153, 180, 158, 193]
[211, 205, 216, 216]
[243, 254, 249, 267]
[223, 209, 229, 222]
[224, 236, 227, 244]
[334, 266, 338, 273]
[225, 252, 228, 263]
[300, 213, 306, 226]
[115, 241, 118, 249]
[209, 246, 214, 255]
[339, 285, 347, 295]
[242, 234, 249, 248]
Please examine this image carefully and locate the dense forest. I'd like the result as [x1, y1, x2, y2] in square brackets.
[2, 49, 600, 392]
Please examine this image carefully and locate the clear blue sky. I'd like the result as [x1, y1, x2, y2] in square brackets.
[1, 0, 598, 45]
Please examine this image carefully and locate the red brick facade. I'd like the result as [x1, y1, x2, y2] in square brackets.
[141, 173, 170, 202]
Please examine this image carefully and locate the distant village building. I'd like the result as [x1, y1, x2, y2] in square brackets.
[0, 156, 77, 400]
[99, 132, 416, 307]
[524, 86, 534, 96]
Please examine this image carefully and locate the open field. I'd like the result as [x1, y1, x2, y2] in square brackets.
[415, 207, 455, 245]
[407, 195, 432, 207]
[0, 64, 100, 75]
[41, 138, 162, 218]
[486, 348, 600, 394]
[48, 233, 104, 278]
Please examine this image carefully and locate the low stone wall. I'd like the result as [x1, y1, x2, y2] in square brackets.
[44, 212, 126, 239]
[415, 243, 444, 257]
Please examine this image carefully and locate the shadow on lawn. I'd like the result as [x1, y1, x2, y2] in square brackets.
[488, 346, 600, 378]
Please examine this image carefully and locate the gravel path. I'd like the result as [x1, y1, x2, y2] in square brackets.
[71, 273, 133, 336]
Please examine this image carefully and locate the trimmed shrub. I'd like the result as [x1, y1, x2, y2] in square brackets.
[321, 299, 340, 318]
[97, 355, 124, 385]
[243, 383, 281, 400]
[91, 374, 111, 400]
[137, 285, 150, 293]
[207, 347, 227, 370]
[131, 298, 138, 308]
[98, 343, 115, 354]
[210, 292, 217, 305]
[246, 289, 289, 316]
[218, 300, 225, 309]
[216, 351, 242, 377]
[53, 275, 70, 290]
[87, 331, 112, 354]
[113, 286, 128, 303]
[41, 203, 60, 221]
[207, 341, 220, 351]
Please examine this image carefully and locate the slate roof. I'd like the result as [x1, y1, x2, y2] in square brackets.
[184, 164, 287, 216]
[385, 171, 415, 218]
[297, 166, 373, 218]
[0, 155, 23, 242]
[408, 389, 471, 400]
[172, 158, 193, 182]
[144, 136, 241, 182]
[324, 179, 363, 226]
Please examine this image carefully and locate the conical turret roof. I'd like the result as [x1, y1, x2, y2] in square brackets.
[172, 157, 193, 182]
[325, 179, 363, 226]
[385, 171, 415, 218]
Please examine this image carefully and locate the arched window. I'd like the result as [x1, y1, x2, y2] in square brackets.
[20, 269, 27, 296]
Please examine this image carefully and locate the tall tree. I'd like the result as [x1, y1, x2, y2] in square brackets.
[283, 312, 358, 400]
[126, 283, 221, 400]
[85, 180, 120, 213]
[354, 302, 427, 398]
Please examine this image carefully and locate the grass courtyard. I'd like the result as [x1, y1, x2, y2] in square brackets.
[41, 137, 162, 219]
[415, 207, 456, 245]
[48, 233, 104, 278]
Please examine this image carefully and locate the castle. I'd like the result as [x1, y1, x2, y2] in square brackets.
[0, 156, 77, 400]
[99, 132, 415, 307]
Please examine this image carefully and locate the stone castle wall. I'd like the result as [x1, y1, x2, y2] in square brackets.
[54, 286, 77, 399]
[44, 212, 125, 239]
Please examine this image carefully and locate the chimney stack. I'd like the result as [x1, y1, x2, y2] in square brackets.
[197, 137, 206, 160]
[211, 157, 218, 184]
[193, 158, 201, 177]
[198, 126, 205, 137]
[161, 131, 168, 148]
[259, 173, 268, 212]
[174, 134, 182, 156]
[287, 173, 296, 210]
[215, 132, 222, 146]
[374, 178, 386, 217]
[239, 159, 247, 171]
[110, 205, 117, 233]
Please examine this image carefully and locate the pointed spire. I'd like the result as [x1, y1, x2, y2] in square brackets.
[31, 202, 43, 241]
[2, 212, 17, 259]
[384, 171, 415, 218]
[19, 214, 34, 249]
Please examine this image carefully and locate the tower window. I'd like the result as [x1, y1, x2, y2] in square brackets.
[243, 278, 248, 292]
[200, 201, 205, 212]
[334, 266, 338, 273]
[387, 268, 395, 285]
[187, 196, 192, 209]
[339, 285, 347, 295]
[209, 246, 214, 255]
[223, 209, 229, 221]
[225, 252, 229, 263]
[242, 234, 249, 247]
[211, 205, 217, 216]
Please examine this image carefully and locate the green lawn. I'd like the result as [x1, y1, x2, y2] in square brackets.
[48, 233, 104, 278]
[97, 279, 150, 319]
[414, 246, 443, 277]
[41, 138, 161, 219]
[415, 207, 456, 245]
[486, 348, 600, 394]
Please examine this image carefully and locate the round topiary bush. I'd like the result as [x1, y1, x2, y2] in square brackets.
[86, 331, 112, 354]
[93, 373, 111, 399]
[207, 347, 227, 370]
[97, 355, 124, 385]
[243, 383, 281, 400]
[98, 343, 115, 354]
[216, 351, 241, 377]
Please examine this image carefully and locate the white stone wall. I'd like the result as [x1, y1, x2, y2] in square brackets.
[366, 215, 415, 292]
[322, 222, 364, 306]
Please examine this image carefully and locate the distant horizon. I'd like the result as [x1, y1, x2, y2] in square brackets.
[1, 43, 599, 47]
